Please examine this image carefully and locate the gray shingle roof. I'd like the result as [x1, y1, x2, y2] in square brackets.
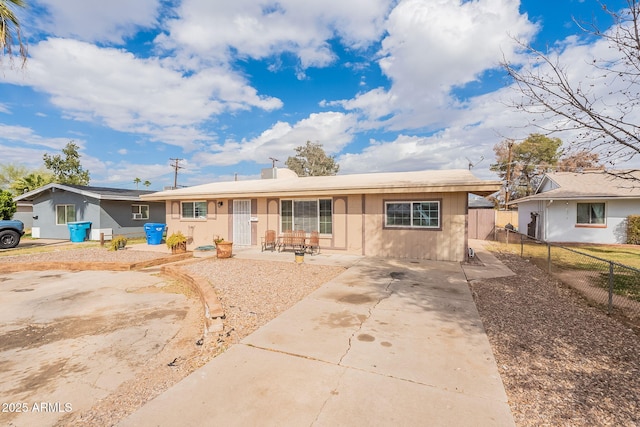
[14, 183, 155, 202]
[515, 170, 640, 203]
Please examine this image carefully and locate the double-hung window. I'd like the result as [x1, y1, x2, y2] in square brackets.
[131, 204, 149, 220]
[280, 199, 332, 234]
[576, 202, 605, 225]
[56, 204, 76, 225]
[385, 201, 440, 229]
[181, 201, 207, 219]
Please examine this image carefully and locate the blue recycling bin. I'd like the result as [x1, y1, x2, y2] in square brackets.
[67, 221, 91, 242]
[144, 223, 166, 245]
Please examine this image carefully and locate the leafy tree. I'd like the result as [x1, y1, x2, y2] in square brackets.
[0, 189, 16, 220]
[134, 177, 141, 189]
[285, 141, 339, 177]
[0, 163, 28, 189]
[10, 171, 53, 195]
[491, 134, 562, 201]
[43, 141, 90, 185]
[0, 0, 28, 68]
[143, 180, 151, 188]
[501, 1, 640, 169]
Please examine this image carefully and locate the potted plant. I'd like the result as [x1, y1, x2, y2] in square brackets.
[109, 235, 128, 251]
[166, 231, 187, 254]
[214, 236, 233, 258]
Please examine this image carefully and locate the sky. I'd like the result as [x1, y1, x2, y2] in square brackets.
[0, 0, 633, 190]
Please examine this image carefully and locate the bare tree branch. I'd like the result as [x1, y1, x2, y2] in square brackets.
[502, 0, 640, 169]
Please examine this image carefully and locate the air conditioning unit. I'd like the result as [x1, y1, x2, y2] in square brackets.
[132, 213, 142, 219]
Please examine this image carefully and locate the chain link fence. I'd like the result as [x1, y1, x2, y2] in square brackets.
[490, 228, 640, 325]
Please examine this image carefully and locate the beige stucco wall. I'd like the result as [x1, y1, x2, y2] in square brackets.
[165, 199, 231, 248]
[164, 192, 469, 262]
[361, 192, 468, 261]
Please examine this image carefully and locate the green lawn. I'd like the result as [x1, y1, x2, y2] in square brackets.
[488, 241, 640, 269]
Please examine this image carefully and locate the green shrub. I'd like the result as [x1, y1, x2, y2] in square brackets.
[166, 231, 187, 249]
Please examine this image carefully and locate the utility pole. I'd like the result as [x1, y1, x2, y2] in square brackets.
[504, 142, 514, 209]
[170, 158, 183, 189]
[269, 157, 279, 168]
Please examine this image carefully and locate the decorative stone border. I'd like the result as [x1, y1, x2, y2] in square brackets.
[160, 261, 225, 335]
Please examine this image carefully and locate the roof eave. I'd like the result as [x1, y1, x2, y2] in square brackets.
[141, 183, 502, 201]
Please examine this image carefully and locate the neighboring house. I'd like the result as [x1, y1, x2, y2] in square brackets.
[141, 168, 500, 262]
[14, 184, 165, 240]
[13, 202, 34, 229]
[513, 170, 640, 244]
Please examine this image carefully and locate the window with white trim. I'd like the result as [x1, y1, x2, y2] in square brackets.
[280, 199, 333, 234]
[577, 202, 605, 225]
[56, 204, 76, 225]
[385, 201, 440, 228]
[131, 204, 149, 220]
[181, 201, 207, 219]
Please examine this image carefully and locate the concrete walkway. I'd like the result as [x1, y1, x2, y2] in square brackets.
[121, 247, 515, 426]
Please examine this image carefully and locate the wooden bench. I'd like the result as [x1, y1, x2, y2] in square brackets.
[278, 229, 306, 252]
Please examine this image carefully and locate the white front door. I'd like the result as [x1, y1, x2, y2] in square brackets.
[233, 200, 252, 246]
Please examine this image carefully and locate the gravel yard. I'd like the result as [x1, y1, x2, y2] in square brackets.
[182, 257, 347, 343]
[470, 252, 640, 427]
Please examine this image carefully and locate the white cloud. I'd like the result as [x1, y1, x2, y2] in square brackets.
[193, 111, 357, 167]
[0, 124, 74, 150]
[335, 0, 538, 131]
[157, 0, 393, 68]
[117, 148, 128, 155]
[0, 144, 48, 168]
[3, 38, 282, 151]
[0, 126, 89, 171]
[100, 162, 173, 188]
[32, 0, 162, 44]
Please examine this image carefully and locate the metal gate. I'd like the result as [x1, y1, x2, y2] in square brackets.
[233, 200, 252, 246]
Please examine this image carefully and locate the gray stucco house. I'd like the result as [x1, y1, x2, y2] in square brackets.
[14, 184, 165, 240]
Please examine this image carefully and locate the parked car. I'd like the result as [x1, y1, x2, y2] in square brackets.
[0, 220, 25, 249]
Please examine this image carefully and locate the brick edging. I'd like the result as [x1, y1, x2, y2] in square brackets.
[161, 262, 225, 334]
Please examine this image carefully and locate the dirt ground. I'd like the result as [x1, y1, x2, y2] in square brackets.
[471, 252, 640, 427]
[0, 270, 203, 427]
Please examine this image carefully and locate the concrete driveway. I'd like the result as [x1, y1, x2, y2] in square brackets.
[0, 270, 197, 427]
[122, 253, 515, 427]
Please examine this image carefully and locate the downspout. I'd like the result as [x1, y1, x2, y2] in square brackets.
[545, 199, 553, 241]
[361, 194, 366, 256]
